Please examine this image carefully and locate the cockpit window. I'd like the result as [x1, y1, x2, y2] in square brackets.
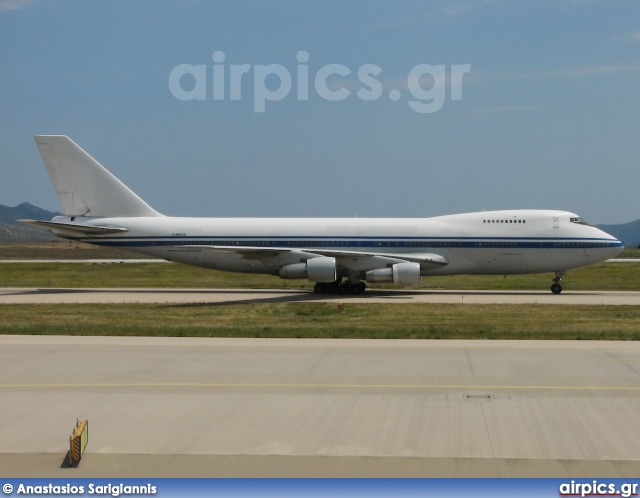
[570, 217, 589, 226]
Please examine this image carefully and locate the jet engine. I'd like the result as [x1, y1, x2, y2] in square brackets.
[278, 256, 337, 282]
[365, 262, 421, 286]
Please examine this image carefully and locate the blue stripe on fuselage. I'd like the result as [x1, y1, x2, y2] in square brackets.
[70, 236, 623, 250]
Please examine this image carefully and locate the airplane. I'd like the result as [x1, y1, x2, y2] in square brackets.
[22, 135, 623, 295]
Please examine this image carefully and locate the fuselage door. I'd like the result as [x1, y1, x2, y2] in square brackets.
[553, 217, 559, 228]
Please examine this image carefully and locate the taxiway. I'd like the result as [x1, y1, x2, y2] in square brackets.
[0, 287, 639, 305]
[1, 335, 639, 477]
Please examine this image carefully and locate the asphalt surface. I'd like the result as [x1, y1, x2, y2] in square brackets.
[1, 336, 639, 477]
[1, 287, 639, 305]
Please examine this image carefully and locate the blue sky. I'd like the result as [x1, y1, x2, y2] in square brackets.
[1, 0, 638, 224]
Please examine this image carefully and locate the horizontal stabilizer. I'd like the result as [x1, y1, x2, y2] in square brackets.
[20, 219, 129, 238]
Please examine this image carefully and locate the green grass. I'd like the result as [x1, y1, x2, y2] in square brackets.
[1, 242, 638, 291]
[0, 242, 147, 260]
[2, 245, 638, 341]
[1, 303, 639, 340]
[1, 261, 639, 291]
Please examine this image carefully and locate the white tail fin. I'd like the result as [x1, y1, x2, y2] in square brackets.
[34, 135, 162, 218]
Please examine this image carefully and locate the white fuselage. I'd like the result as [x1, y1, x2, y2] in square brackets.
[52, 209, 622, 278]
[29, 136, 623, 292]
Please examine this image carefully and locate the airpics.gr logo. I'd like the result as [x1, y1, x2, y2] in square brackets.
[559, 480, 639, 498]
[169, 51, 471, 113]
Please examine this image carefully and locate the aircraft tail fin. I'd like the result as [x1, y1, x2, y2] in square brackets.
[33, 135, 162, 218]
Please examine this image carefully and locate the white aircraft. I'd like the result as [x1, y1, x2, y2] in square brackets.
[22, 135, 623, 294]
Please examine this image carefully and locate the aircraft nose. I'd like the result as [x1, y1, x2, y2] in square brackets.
[591, 226, 624, 259]
[604, 233, 624, 258]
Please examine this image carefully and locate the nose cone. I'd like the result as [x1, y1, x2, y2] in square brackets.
[595, 227, 624, 259]
[609, 240, 624, 259]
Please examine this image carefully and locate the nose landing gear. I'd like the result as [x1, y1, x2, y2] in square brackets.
[551, 272, 565, 294]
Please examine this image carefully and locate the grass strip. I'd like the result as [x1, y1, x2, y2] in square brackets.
[1, 262, 640, 291]
[1, 303, 639, 340]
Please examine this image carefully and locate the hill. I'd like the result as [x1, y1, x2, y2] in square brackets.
[0, 202, 61, 225]
[0, 203, 61, 242]
[597, 219, 640, 248]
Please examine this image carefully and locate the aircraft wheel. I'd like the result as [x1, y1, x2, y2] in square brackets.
[350, 282, 366, 294]
[550, 283, 563, 294]
[314, 283, 325, 293]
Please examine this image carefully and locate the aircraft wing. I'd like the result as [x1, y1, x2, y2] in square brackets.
[20, 219, 130, 237]
[180, 245, 448, 270]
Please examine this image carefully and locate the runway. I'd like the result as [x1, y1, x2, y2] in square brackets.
[1, 287, 639, 305]
[1, 335, 639, 477]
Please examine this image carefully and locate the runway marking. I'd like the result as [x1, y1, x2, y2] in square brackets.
[1, 382, 639, 391]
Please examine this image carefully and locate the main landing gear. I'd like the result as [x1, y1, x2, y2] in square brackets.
[314, 279, 367, 295]
[550, 272, 565, 294]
